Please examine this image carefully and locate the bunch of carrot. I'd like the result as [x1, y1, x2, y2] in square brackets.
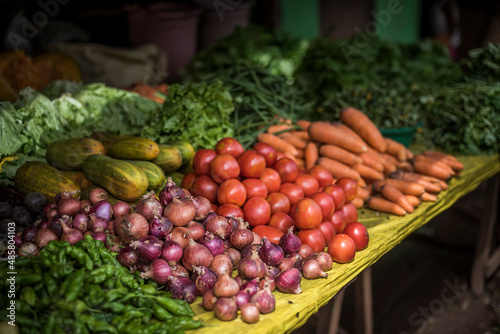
[256, 106, 464, 216]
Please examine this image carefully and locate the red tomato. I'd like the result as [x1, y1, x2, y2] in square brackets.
[289, 202, 297, 217]
[343, 222, 369, 251]
[210, 154, 240, 183]
[294, 174, 319, 197]
[243, 197, 271, 227]
[216, 203, 244, 219]
[323, 184, 346, 209]
[273, 157, 299, 183]
[340, 202, 358, 224]
[291, 198, 323, 230]
[242, 178, 268, 199]
[329, 210, 346, 234]
[335, 177, 358, 203]
[252, 225, 284, 244]
[267, 212, 294, 233]
[214, 137, 244, 158]
[308, 165, 334, 187]
[181, 172, 196, 191]
[191, 175, 218, 203]
[193, 149, 217, 176]
[309, 192, 335, 221]
[266, 192, 291, 215]
[260, 168, 281, 193]
[217, 179, 247, 207]
[297, 228, 326, 253]
[253, 142, 278, 168]
[211, 203, 218, 212]
[327, 234, 356, 263]
[318, 220, 336, 245]
[279, 183, 304, 205]
[237, 150, 267, 178]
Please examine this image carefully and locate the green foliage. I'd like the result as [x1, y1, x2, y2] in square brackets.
[461, 43, 500, 82]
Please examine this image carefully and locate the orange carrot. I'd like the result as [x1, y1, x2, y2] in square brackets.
[295, 149, 304, 159]
[395, 161, 414, 172]
[267, 124, 296, 134]
[412, 172, 448, 190]
[380, 184, 414, 213]
[308, 121, 367, 153]
[280, 133, 308, 150]
[319, 144, 363, 165]
[413, 155, 455, 176]
[357, 177, 367, 188]
[357, 151, 384, 172]
[305, 142, 319, 171]
[296, 120, 311, 131]
[291, 131, 310, 141]
[351, 196, 364, 209]
[257, 133, 299, 156]
[317, 157, 361, 181]
[388, 171, 442, 193]
[421, 192, 438, 202]
[380, 153, 398, 174]
[412, 159, 452, 180]
[384, 138, 408, 161]
[366, 196, 406, 216]
[340, 107, 387, 152]
[351, 163, 385, 181]
[422, 151, 464, 172]
[405, 147, 414, 160]
[332, 122, 369, 147]
[405, 195, 421, 207]
[371, 179, 425, 196]
[357, 187, 371, 200]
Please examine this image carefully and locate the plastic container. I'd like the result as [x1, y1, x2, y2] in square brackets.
[380, 125, 419, 148]
[127, 2, 203, 81]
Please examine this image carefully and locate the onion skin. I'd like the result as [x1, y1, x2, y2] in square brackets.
[186, 221, 205, 241]
[18, 242, 38, 257]
[135, 191, 163, 222]
[258, 236, 284, 266]
[250, 283, 275, 314]
[161, 240, 183, 265]
[89, 187, 108, 205]
[21, 226, 37, 243]
[240, 303, 260, 323]
[90, 200, 113, 221]
[298, 243, 314, 259]
[168, 227, 191, 249]
[170, 264, 189, 278]
[202, 290, 218, 311]
[164, 198, 196, 227]
[141, 258, 172, 284]
[223, 246, 241, 267]
[213, 273, 239, 298]
[276, 268, 302, 294]
[114, 213, 149, 244]
[57, 197, 82, 216]
[199, 231, 225, 257]
[279, 227, 302, 254]
[181, 238, 213, 272]
[314, 251, 333, 272]
[159, 177, 185, 206]
[112, 201, 130, 218]
[191, 265, 218, 296]
[229, 219, 253, 250]
[237, 250, 267, 280]
[60, 221, 83, 245]
[131, 235, 162, 263]
[167, 276, 197, 304]
[117, 245, 139, 268]
[235, 290, 250, 309]
[192, 196, 211, 221]
[240, 278, 260, 297]
[209, 254, 233, 277]
[302, 258, 328, 279]
[205, 215, 232, 240]
[213, 297, 238, 321]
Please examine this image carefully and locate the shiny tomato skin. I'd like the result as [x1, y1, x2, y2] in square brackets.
[323, 184, 346, 209]
[294, 174, 319, 197]
[343, 222, 369, 251]
[267, 212, 294, 233]
[181, 172, 196, 192]
[318, 220, 336, 245]
[291, 198, 323, 230]
[327, 234, 356, 263]
[217, 179, 247, 207]
[297, 228, 326, 253]
[253, 142, 278, 168]
[260, 168, 281, 193]
[266, 192, 291, 215]
[340, 202, 358, 224]
[309, 192, 335, 220]
[242, 178, 268, 199]
[193, 149, 217, 176]
[308, 165, 334, 188]
[237, 150, 266, 178]
[273, 157, 299, 183]
[279, 183, 304, 205]
[210, 154, 240, 183]
[214, 137, 244, 158]
[329, 210, 346, 234]
[243, 197, 272, 227]
[216, 203, 245, 219]
[191, 175, 218, 203]
[335, 177, 358, 203]
[252, 225, 284, 244]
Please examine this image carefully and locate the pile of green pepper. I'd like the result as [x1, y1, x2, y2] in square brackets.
[0, 236, 204, 334]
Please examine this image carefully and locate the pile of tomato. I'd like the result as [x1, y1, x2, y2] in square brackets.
[181, 137, 369, 264]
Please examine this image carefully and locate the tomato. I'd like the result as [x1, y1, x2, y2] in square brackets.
[279, 183, 304, 205]
[252, 225, 284, 244]
[210, 154, 240, 183]
[323, 184, 346, 209]
[309, 192, 335, 221]
[340, 202, 358, 224]
[181, 172, 196, 191]
[242, 178, 268, 199]
[335, 177, 358, 203]
[214, 137, 244, 158]
[243, 197, 271, 227]
[343, 222, 369, 251]
[260, 168, 281, 193]
[289, 202, 297, 217]
[294, 174, 319, 197]
[267, 212, 294, 233]
[297, 228, 326, 253]
[291, 198, 323, 230]
[318, 220, 335, 245]
[308, 165, 334, 187]
[191, 175, 218, 203]
[193, 149, 217, 176]
[266, 192, 291, 215]
[253, 142, 277, 167]
[211, 203, 218, 212]
[237, 150, 266, 178]
[327, 234, 356, 263]
[217, 179, 247, 207]
[216, 203, 244, 219]
[329, 210, 346, 234]
[273, 157, 299, 183]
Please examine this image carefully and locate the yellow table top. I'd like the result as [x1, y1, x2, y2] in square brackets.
[188, 154, 500, 334]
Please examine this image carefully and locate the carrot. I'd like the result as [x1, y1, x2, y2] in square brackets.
[405, 195, 421, 207]
[384, 138, 408, 161]
[388, 171, 442, 194]
[308, 121, 367, 153]
[395, 161, 414, 172]
[357, 177, 367, 188]
[413, 155, 455, 176]
[340, 107, 386, 152]
[357, 187, 371, 200]
[421, 192, 438, 202]
[405, 147, 414, 160]
[357, 152, 384, 172]
[319, 144, 363, 165]
[380, 184, 414, 213]
[422, 151, 464, 172]
[295, 149, 304, 159]
[332, 122, 368, 145]
[380, 153, 398, 174]
[281, 133, 308, 150]
[305, 142, 319, 171]
[411, 172, 448, 190]
[257, 133, 299, 156]
[371, 179, 425, 196]
[291, 131, 310, 141]
[296, 120, 311, 131]
[351, 196, 364, 209]
[412, 159, 452, 180]
[267, 124, 296, 134]
[351, 163, 385, 181]
[317, 157, 361, 181]
[366, 196, 406, 216]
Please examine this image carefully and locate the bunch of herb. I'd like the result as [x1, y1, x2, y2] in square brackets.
[461, 42, 500, 83]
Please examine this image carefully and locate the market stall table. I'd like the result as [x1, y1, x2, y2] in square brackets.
[187, 154, 500, 334]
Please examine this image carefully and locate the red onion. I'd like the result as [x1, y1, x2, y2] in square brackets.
[237, 249, 267, 280]
[181, 238, 213, 272]
[241, 244, 261, 259]
[89, 214, 108, 232]
[302, 258, 328, 279]
[252, 232, 261, 245]
[314, 252, 333, 272]
[170, 264, 189, 278]
[60, 220, 83, 245]
[201, 212, 217, 227]
[90, 231, 107, 243]
[234, 275, 245, 287]
[149, 216, 173, 240]
[192, 196, 211, 221]
[240, 278, 260, 297]
[48, 215, 72, 237]
[57, 197, 82, 216]
[136, 261, 150, 273]
[213, 272, 239, 298]
[163, 197, 196, 227]
[279, 253, 303, 272]
[201, 290, 217, 311]
[250, 283, 275, 314]
[117, 245, 139, 268]
[131, 235, 162, 262]
[198, 231, 224, 256]
[276, 268, 302, 294]
[135, 191, 163, 222]
[159, 177, 185, 206]
[235, 290, 250, 309]
[167, 226, 191, 249]
[90, 200, 113, 221]
[240, 303, 260, 324]
[227, 217, 239, 232]
[205, 215, 232, 240]
[21, 226, 37, 243]
[35, 228, 59, 248]
[213, 297, 238, 321]
[167, 276, 197, 304]
[229, 219, 253, 250]
[73, 214, 89, 233]
[42, 203, 56, 216]
[191, 265, 217, 296]
[54, 191, 71, 205]
[161, 240, 183, 265]
[46, 207, 58, 221]
[114, 213, 149, 243]
[141, 258, 172, 284]
[265, 265, 280, 278]
[89, 187, 108, 205]
[209, 254, 233, 277]
[298, 243, 314, 259]
[223, 246, 241, 267]
[259, 236, 284, 266]
[18, 242, 38, 257]
[112, 201, 130, 218]
[185, 221, 205, 241]
[259, 276, 276, 292]
[279, 227, 301, 254]
[37, 220, 49, 229]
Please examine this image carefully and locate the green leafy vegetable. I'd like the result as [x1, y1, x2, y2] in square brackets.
[461, 43, 500, 83]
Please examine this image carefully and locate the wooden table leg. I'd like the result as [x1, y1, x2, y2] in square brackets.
[354, 267, 373, 334]
[328, 288, 346, 334]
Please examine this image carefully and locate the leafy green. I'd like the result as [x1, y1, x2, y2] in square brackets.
[461, 43, 500, 83]
[41, 80, 84, 99]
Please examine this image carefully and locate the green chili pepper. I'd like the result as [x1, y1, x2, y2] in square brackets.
[57, 248, 67, 265]
[139, 284, 156, 295]
[119, 275, 138, 290]
[151, 303, 173, 321]
[16, 273, 42, 286]
[103, 277, 117, 290]
[79, 314, 119, 334]
[154, 295, 195, 317]
[68, 247, 94, 271]
[40, 251, 52, 268]
[41, 313, 57, 334]
[102, 302, 126, 314]
[37, 290, 52, 309]
[56, 299, 92, 314]
[33, 281, 45, 292]
[59, 270, 77, 297]
[114, 278, 124, 290]
[81, 236, 102, 267]
[20, 286, 36, 307]
[177, 316, 205, 330]
[73, 321, 90, 334]
[103, 289, 126, 303]
[14, 256, 33, 267]
[49, 262, 74, 279]
[89, 264, 115, 284]
[32, 261, 43, 275]
[44, 274, 58, 298]
[141, 309, 152, 324]
[16, 314, 41, 328]
[44, 241, 60, 252]
[99, 247, 118, 266]
[65, 268, 86, 302]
